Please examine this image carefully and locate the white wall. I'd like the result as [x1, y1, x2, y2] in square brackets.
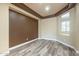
[38, 4, 79, 52]
[74, 4, 79, 51]
[38, 9, 76, 50]
[38, 6, 79, 52]
[0, 4, 9, 53]
[57, 8, 76, 48]
[56, 4, 79, 52]
[38, 17, 57, 40]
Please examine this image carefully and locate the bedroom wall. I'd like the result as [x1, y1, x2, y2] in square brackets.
[38, 11, 75, 48]
[38, 4, 79, 52]
[38, 17, 57, 40]
[9, 10, 38, 47]
[9, 4, 40, 48]
[0, 4, 39, 53]
[74, 4, 79, 51]
[0, 4, 9, 53]
[57, 8, 76, 48]
[57, 4, 79, 52]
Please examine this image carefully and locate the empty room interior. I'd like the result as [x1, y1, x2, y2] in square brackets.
[0, 3, 79, 56]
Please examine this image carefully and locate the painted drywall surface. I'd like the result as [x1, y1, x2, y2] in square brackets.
[75, 4, 79, 51]
[70, 8, 76, 48]
[57, 8, 76, 48]
[38, 5, 79, 52]
[38, 14, 74, 47]
[0, 4, 9, 53]
[38, 17, 57, 40]
[38, 7, 78, 51]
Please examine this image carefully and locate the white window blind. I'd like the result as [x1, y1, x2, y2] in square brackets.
[60, 12, 70, 34]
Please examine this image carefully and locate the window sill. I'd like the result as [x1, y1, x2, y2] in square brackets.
[60, 33, 70, 36]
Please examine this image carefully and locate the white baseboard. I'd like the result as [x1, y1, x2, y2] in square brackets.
[38, 38, 79, 53]
[0, 38, 38, 56]
[1, 38, 79, 56]
[0, 51, 9, 56]
[9, 38, 38, 50]
[55, 40, 79, 53]
[55, 40, 76, 50]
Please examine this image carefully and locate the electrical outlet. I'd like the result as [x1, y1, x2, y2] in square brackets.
[26, 38, 28, 40]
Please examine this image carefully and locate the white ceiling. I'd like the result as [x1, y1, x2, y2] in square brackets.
[24, 3, 68, 17]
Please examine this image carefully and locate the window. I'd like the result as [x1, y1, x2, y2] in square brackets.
[60, 12, 70, 34]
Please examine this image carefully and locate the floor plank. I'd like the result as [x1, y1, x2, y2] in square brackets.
[7, 39, 78, 56]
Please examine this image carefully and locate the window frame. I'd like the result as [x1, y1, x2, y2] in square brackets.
[58, 11, 70, 36]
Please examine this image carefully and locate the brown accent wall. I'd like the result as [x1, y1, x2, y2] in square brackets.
[9, 9, 38, 47]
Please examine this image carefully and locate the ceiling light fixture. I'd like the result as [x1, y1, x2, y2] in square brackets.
[45, 6, 50, 11]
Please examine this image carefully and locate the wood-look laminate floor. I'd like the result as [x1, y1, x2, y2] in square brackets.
[7, 39, 78, 56]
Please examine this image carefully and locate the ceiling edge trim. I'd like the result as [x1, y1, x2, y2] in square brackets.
[12, 3, 76, 19]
